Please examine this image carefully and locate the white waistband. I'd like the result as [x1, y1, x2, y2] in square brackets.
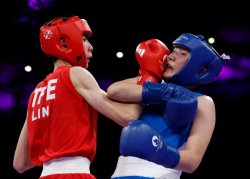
[41, 156, 91, 177]
[111, 156, 182, 179]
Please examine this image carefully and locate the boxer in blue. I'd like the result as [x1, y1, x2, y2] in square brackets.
[107, 33, 230, 179]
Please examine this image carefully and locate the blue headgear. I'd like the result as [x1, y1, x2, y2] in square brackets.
[169, 33, 226, 86]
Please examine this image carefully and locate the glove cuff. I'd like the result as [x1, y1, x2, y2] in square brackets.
[137, 73, 160, 85]
[162, 145, 180, 168]
[142, 82, 166, 105]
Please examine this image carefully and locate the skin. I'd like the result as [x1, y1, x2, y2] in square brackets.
[13, 35, 143, 173]
[107, 47, 216, 173]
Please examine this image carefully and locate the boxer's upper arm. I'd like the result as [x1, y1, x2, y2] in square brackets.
[70, 67, 142, 126]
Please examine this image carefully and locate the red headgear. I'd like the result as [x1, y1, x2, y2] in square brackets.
[39, 16, 92, 68]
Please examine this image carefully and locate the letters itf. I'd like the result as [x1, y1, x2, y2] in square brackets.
[31, 79, 58, 121]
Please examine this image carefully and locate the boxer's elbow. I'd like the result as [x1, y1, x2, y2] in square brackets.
[178, 153, 202, 173]
[119, 114, 137, 127]
[13, 157, 34, 173]
[183, 162, 199, 173]
[13, 161, 27, 173]
[120, 105, 142, 127]
[107, 85, 119, 100]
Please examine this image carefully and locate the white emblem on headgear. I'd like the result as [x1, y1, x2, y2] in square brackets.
[43, 30, 53, 40]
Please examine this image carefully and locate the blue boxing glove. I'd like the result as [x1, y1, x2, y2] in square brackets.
[120, 120, 180, 168]
[164, 97, 198, 126]
[142, 82, 198, 126]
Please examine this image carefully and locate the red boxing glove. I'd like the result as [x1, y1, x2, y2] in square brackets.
[135, 39, 170, 85]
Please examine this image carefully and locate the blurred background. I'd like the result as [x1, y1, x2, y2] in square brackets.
[0, 0, 250, 178]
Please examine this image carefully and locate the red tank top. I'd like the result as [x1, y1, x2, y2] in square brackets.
[27, 66, 98, 166]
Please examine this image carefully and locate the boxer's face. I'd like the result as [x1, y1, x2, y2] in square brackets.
[162, 47, 189, 81]
[82, 35, 93, 68]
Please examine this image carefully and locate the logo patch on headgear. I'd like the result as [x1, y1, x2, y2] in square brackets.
[43, 29, 53, 40]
